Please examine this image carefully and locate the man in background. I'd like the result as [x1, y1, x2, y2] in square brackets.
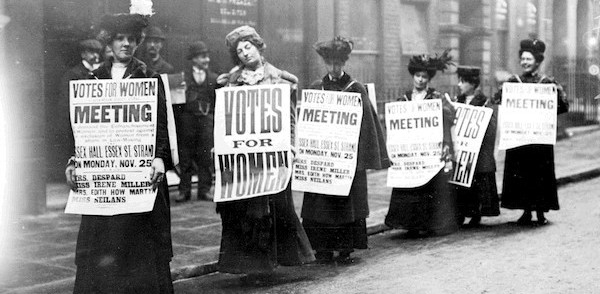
[140, 26, 174, 74]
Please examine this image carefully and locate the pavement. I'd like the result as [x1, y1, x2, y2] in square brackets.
[2, 125, 600, 294]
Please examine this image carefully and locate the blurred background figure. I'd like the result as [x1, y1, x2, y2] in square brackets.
[140, 26, 175, 74]
[103, 44, 114, 61]
[175, 41, 218, 202]
[58, 39, 103, 172]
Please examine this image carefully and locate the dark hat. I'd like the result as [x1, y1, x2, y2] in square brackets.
[78, 39, 103, 53]
[408, 49, 454, 78]
[313, 36, 353, 62]
[456, 65, 481, 86]
[456, 66, 481, 78]
[519, 38, 546, 55]
[98, 13, 148, 42]
[225, 25, 265, 50]
[187, 41, 209, 59]
[144, 26, 166, 40]
[519, 38, 546, 62]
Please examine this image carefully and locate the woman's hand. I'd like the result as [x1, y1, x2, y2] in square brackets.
[290, 146, 298, 163]
[65, 163, 77, 191]
[150, 158, 166, 190]
[216, 73, 230, 85]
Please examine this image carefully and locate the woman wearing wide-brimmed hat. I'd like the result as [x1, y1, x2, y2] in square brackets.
[454, 66, 500, 227]
[65, 12, 174, 293]
[493, 38, 569, 226]
[215, 25, 314, 280]
[300, 36, 389, 264]
[384, 50, 459, 237]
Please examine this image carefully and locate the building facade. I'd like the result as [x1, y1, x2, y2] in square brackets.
[1, 0, 598, 214]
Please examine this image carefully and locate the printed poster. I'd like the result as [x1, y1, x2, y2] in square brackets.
[498, 83, 557, 150]
[213, 84, 293, 202]
[386, 100, 444, 188]
[292, 89, 363, 196]
[65, 79, 158, 216]
[449, 103, 493, 187]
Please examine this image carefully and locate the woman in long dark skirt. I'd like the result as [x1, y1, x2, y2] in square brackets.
[301, 36, 389, 264]
[215, 25, 314, 280]
[454, 66, 500, 226]
[65, 13, 174, 293]
[494, 38, 569, 226]
[384, 51, 459, 237]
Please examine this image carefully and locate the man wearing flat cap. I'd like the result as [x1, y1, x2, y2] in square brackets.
[175, 41, 219, 202]
[65, 12, 174, 294]
[140, 26, 175, 74]
[493, 38, 569, 227]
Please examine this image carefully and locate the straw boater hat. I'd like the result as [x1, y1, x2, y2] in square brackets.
[456, 65, 481, 86]
[313, 36, 353, 63]
[519, 38, 546, 62]
[407, 49, 453, 78]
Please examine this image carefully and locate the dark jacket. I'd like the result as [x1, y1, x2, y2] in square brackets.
[456, 92, 497, 173]
[494, 72, 568, 212]
[301, 73, 389, 224]
[73, 57, 173, 293]
[146, 56, 175, 75]
[183, 67, 218, 116]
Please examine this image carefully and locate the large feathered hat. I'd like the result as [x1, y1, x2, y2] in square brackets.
[407, 49, 453, 78]
[96, 0, 153, 44]
[313, 36, 354, 63]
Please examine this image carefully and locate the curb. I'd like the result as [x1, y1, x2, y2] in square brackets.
[170, 165, 600, 282]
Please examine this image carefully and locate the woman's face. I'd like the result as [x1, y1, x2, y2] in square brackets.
[110, 33, 137, 63]
[325, 60, 345, 78]
[236, 41, 261, 68]
[520, 51, 540, 74]
[458, 78, 475, 95]
[413, 71, 430, 90]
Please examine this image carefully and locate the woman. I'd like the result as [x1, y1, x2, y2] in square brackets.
[494, 39, 569, 226]
[216, 25, 314, 279]
[64, 13, 173, 293]
[301, 36, 389, 264]
[454, 66, 500, 226]
[384, 50, 459, 237]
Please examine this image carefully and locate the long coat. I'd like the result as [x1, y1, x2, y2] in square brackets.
[494, 73, 569, 212]
[216, 62, 315, 274]
[385, 88, 459, 234]
[301, 73, 389, 225]
[455, 92, 500, 217]
[73, 58, 173, 294]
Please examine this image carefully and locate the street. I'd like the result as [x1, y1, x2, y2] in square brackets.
[174, 177, 600, 294]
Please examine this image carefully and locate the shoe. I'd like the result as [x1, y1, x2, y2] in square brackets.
[175, 192, 191, 203]
[535, 218, 549, 226]
[405, 230, 422, 239]
[315, 251, 334, 264]
[336, 252, 358, 265]
[468, 215, 481, 227]
[516, 211, 533, 226]
[197, 191, 213, 201]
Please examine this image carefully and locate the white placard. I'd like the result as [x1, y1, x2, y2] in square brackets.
[386, 100, 445, 188]
[65, 79, 158, 215]
[498, 83, 557, 150]
[292, 89, 363, 196]
[213, 84, 293, 202]
[449, 103, 493, 187]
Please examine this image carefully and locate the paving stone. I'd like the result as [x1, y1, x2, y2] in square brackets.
[10, 242, 75, 261]
[0, 260, 74, 289]
[171, 247, 220, 269]
[171, 227, 222, 247]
